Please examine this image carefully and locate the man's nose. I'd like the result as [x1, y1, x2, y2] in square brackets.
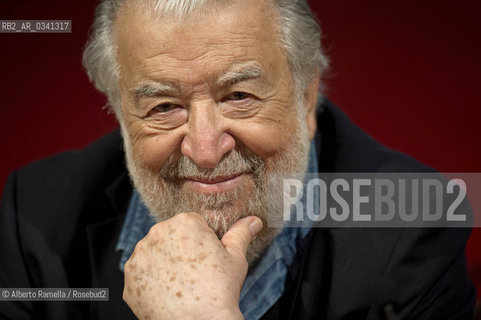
[181, 104, 235, 168]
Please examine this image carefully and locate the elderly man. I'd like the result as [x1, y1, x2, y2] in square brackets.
[0, 0, 475, 319]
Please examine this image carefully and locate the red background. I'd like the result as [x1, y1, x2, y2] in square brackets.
[1, 0, 480, 307]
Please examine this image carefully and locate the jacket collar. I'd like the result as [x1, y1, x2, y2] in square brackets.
[85, 138, 137, 319]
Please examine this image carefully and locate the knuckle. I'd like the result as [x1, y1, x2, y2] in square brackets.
[228, 245, 249, 267]
[239, 258, 248, 270]
[223, 225, 252, 257]
[122, 288, 130, 304]
[124, 260, 134, 275]
[148, 223, 163, 237]
[228, 227, 250, 246]
[124, 260, 131, 273]
[133, 238, 145, 253]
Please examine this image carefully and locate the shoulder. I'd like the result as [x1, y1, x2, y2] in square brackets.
[16, 129, 125, 191]
[0, 130, 130, 317]
[3, 129, 129, 240]
[317, 100, 434, 173]
[315, 101, 475, 318]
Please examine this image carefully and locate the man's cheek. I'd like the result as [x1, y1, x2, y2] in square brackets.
[131, 135, 179, 170]
[225, 126, 290, 162]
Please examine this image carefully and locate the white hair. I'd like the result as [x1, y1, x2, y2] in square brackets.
[82, 0, 329, 116]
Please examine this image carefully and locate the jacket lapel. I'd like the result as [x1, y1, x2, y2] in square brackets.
[85, 170, 137, 319]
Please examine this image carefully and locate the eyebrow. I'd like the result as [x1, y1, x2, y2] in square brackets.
[132, 81, 181, 102]
[215, 64, 263, 88]
[131, 64, 264, 102]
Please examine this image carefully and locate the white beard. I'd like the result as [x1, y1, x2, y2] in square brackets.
[122, 110, 311, 264]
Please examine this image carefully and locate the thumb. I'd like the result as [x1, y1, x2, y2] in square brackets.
[221, 216, 263, 259]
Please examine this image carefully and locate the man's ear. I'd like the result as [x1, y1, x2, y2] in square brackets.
[304, 72, 320, 141]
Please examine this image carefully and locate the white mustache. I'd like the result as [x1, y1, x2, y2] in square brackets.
[159, 148, 265, 181]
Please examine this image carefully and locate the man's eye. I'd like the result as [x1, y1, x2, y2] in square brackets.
[226, 92, 249, 101]
[153, 103, 181, 113]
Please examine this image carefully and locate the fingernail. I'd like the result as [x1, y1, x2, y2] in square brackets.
[248, 218, 263, 237]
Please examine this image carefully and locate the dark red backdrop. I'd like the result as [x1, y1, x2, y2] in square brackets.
[1, 0, 480, 301]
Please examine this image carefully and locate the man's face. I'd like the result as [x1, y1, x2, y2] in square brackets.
[114, 0, 317, 262]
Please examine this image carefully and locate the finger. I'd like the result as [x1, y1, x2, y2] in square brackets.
[221, 216, 263, 259]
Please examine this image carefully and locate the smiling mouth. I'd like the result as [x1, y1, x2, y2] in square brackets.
[183, 173, 247, 193]
[188, 173, 244, 184]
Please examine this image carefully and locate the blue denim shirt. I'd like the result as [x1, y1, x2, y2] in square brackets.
[116, 141, 318, 320]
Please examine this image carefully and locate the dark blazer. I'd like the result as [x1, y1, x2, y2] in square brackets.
[0, 101, 475, 319]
